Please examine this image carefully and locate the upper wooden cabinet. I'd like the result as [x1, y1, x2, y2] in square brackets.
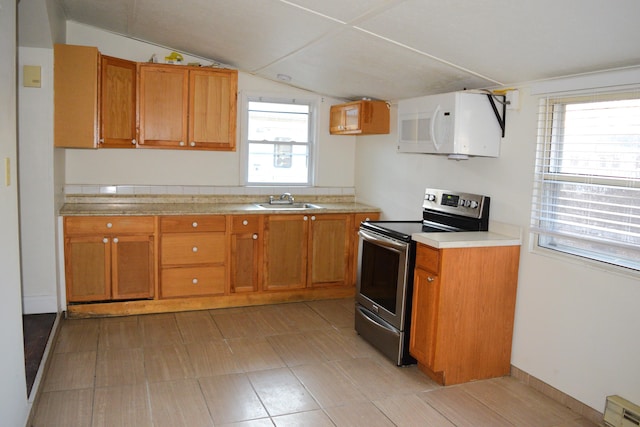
[54, 44, 100, 148]
[100, 56, 138, 148]
[330, 100, 390, 135]
[138, 64, 238, 150]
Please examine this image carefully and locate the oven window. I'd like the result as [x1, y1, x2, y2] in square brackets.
[360, 240, 400, 314]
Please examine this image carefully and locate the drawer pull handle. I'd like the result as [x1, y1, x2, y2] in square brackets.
[242, 220, 248, 226]
[427, 276, 435, 282]
[192, 222, 198, 228]
[192, 247, 198, 252]
[192, 278, 198, 284]
[106, 222, 113, 229]
[252, 233, 258, 240]
[102, 238, 109, 244]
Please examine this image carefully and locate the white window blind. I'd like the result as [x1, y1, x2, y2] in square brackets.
[531, 91, 640, 271]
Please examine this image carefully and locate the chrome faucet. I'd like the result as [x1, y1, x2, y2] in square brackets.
[269, 192, 295, 204]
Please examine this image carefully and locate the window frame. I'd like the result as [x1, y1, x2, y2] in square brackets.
[530, 91, 640, 274]
[240, 93, 317, 187]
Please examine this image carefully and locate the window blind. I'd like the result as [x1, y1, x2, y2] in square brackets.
[530, 91, 640, 271]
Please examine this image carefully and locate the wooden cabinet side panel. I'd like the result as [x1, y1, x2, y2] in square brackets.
[139, 65, 188, 146]
[112, 235, 155, 300]
[100, 56, 137, 148]
[437, 245, 520, 384]
[54, 44, 99, 148]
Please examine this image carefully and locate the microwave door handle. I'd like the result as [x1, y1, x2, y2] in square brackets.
[358, 229, 407, 253]
[431, 105, 441, 151]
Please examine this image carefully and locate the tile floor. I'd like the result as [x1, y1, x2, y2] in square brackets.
[31, 298, 599, 426]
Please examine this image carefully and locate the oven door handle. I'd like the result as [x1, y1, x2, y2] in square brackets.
[358, 229, 408, 253]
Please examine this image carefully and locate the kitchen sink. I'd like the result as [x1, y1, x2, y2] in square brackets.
[253, 202, 324, 210]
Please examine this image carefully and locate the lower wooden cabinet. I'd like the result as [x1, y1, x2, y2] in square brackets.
[229, 215, 263, 293]
[63, 210, 379, 315]
[64, 216, 155, 302]
[159, 215, 226, 298]
[263, 214, 308, 290]
[409, 243, 520, 385]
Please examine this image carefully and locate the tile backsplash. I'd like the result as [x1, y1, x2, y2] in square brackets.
[64, 185, 356, 197]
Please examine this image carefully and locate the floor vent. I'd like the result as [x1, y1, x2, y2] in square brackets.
[605, 395, 640, 427]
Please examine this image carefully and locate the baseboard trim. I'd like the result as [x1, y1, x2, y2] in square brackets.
[510, 365, 604, 425]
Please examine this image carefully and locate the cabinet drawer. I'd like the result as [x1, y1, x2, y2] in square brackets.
[160, 215, 226, 233]
[65, 216, 154, 235]
[160, 233, 225, 265]
[416, 244, 440, 273]
[231, 216, 261, 233]
[161, 266, 225, 298]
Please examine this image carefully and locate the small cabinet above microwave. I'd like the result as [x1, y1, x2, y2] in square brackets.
[330, 100, 390, 135]
[397, 91, 501, 159]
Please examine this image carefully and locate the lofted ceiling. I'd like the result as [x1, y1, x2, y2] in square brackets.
[28, 0, 640, 100]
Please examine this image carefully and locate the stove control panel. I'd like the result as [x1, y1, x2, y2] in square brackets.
[423, 188, 488, 219]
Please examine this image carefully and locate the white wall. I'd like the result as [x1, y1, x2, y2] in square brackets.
[0, 0, 30, 424]
[19, 47, 60, 314]
[354, 85, 640, 412]
[63, 22, 356, 188]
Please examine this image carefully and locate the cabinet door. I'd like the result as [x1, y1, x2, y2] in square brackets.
[111, 234, 155, 300]
[65, 235, 110, 302]
[139, 64, 189, 148]
[263, 215, 308, 290]
[54, 44, 99, 148]
[230, 216, 262, 293]
[100, 56, 137, 148]
[329, 102, 359, 134]
[189, 69, 238, 150]
[308, 214, 352, 287]
[409, 267, 440, 370]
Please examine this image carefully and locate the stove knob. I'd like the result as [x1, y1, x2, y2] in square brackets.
[426, 194, 436, 201]
[464, 200, 472, 207]
[470, 200, 479, 209]
[458, 198, 465, 206]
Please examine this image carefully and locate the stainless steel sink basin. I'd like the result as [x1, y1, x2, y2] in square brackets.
[253, 202, 324, 210]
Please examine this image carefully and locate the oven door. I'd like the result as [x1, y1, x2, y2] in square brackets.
[356, 228, 412, 332]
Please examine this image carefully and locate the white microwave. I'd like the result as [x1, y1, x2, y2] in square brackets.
[397, 91, 501, 159]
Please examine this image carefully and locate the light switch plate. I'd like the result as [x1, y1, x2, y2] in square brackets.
[23, 65, 41, 88]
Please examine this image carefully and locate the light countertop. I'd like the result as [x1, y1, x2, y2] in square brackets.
[412, 231, 521, 249]
[59, 195, 380, 216]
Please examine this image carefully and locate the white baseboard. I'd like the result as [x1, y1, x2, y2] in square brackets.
[22, 295, 58, 314]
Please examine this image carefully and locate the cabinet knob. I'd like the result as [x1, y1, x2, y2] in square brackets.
[192, 246, 198, 252]
[179, 141, 185, 146]
[113, 237, 119, 244]
[242, 220, 248, 226]
[427, 276, 435, 282]
[252, 233, 258, 240]
[311, 215, 316, 221]
[102, 238, 109, 244]
[131, 139, 137, 145]
[303, 216, 308, 221]
[192, 278, 198, 284]
[190, 141, 196, 147]
[106, 222, 113, 229]
[99, 138, 104, 144]
[192, 222, 198, 228]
